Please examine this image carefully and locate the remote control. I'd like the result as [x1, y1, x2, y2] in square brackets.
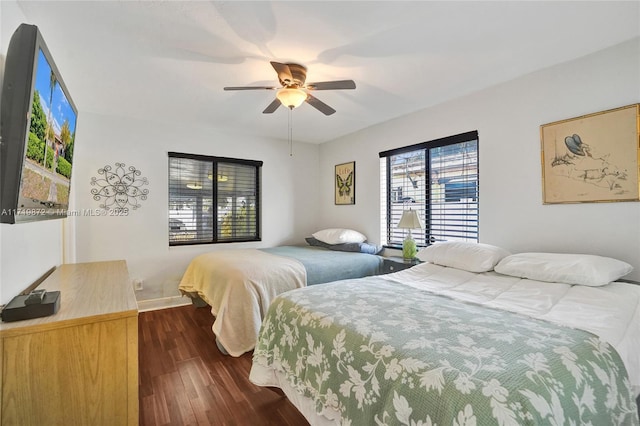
[24, 289, 46, 305]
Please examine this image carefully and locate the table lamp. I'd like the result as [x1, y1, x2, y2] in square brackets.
[397, 209, 423, 260]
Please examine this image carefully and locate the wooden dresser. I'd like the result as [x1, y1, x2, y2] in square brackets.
[0, 260, 139, 425]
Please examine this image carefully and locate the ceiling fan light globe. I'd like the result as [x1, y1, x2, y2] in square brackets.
[276, 88, 307, 109]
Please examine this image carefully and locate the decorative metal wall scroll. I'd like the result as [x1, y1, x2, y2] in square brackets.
[90, 163, 149, 211]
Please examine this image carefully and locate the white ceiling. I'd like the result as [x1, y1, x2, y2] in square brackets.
[13, 1, 640, 144]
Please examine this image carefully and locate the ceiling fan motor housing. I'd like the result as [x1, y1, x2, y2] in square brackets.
[279, 63, 307, 87]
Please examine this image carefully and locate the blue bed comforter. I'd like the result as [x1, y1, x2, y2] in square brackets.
[261, 245, 382, 285]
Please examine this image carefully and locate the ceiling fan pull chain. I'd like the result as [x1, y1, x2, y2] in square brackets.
[288, 108, 293, 156]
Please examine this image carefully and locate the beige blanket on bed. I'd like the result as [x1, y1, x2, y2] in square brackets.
[178, 249, 306, 356]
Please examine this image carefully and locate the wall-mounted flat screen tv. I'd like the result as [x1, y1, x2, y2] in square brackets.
[1, 23, 78, 223]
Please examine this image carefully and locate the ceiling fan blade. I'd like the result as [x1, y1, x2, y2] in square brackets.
[306, 80, 356, 90]
[306, 94, 336, 116]
[224, 86, 277, 91]
[262, 98, 281, 114]
[270, 61, 293, 85]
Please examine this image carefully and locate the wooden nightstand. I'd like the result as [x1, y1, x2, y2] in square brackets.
[381, 256, 422, 274]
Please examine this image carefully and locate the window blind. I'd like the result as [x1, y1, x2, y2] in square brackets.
[429, 141, 478, 242]
[379, 131, 478, 247]
[168, 152, 262, 246]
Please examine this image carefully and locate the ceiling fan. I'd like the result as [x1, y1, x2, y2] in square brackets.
[224, 61, 356, 116]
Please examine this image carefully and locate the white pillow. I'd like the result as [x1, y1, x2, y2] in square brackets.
[311, 228, 366, 245]
[494, 252, 633, 286]
[416, 241, 510, 273]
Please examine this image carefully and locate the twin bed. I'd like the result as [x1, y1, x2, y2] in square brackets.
[248, 243, 640, 425]
[178, 243, 383, 356]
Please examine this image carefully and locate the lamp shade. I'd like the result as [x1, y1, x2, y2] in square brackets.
[397, 209, 423, 230]
[277, 87, 307, 109]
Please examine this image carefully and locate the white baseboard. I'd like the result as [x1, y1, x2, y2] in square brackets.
[136, 295, 191, 312]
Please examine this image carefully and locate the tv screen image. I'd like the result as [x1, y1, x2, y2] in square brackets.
[1, 23, 78, 223]
[22, 49, 77, 210]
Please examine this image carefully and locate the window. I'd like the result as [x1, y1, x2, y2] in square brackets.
[168, 152, 262, 246]
[379, 131, 478, 247]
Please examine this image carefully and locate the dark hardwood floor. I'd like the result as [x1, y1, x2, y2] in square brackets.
[139, 305, 309, 426]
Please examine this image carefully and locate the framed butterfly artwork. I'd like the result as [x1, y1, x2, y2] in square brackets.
[335, 161, 355, 205]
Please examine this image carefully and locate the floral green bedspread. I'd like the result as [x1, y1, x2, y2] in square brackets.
[253, 277, 639, 425]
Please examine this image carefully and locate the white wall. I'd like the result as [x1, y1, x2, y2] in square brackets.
[319, 38, 640, 281]
[0, 0, 320, 304]
[0, 1, 64, 304]
[71, 112, 320, 299]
